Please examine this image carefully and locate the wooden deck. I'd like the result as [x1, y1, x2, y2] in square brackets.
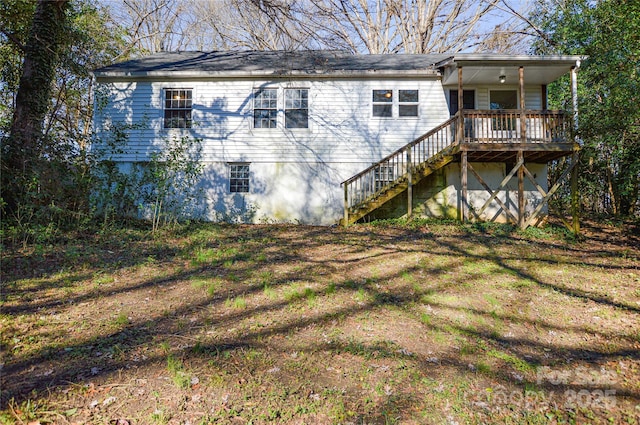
[341, 109, 579, 225]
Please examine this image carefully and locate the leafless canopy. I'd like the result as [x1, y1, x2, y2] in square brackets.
[105, 0, 534, 54]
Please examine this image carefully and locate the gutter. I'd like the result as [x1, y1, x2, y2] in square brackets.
[92, 68, 442, 82]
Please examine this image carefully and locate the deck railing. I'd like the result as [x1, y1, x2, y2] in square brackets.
[461, 110, 569, 144]
[342, 110, 569, 217]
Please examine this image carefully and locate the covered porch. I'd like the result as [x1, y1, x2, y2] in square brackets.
[342, 54, 584, 230]
[440, 55, 582, 230]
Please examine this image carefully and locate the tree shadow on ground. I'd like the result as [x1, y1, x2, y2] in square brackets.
[2, 223, 638, 423]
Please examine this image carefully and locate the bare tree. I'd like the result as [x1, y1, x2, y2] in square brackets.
[293, 0, 524, 54]
[298, 0, 395, 53]
[192, 0, 309, 51]
[111, 0, 202, 54]
[390, 0, 501, 53]
[101, 0, 533, 54]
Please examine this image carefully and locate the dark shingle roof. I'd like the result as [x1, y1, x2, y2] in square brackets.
[94, 50, 451, 78]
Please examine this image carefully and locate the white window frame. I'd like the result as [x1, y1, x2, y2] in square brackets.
[398, 90, 419, 117]
[372, 89, 393, 118]
[284, 88, 309, 129]
[164, 88, 193, 129]
[372, 89, 419, 118]
[229, 163, 250, 193]
[253, 88, 278, 129]
[374, 164, 395, 192]
[489, 89, 519, 132]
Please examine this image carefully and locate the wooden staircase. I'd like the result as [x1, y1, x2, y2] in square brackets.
[341, 113, 462, 225]
[341, 109, 573, 226]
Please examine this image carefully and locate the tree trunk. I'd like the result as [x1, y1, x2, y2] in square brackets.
[2, 0, 69, 214]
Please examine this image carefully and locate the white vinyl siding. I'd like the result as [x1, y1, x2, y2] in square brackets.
[95, 78, 449, 164]
[94, 78, 548, 225]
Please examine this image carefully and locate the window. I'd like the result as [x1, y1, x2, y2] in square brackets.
[372, 89, 393, 117]
[449, 90, 475, 115]
[373, 90, 419, 117]
[490, 90, 518, 110]
[229, 163, 250, 193]
[253, 89, 277, 128]
[490, 90, 518, 131]
[374, 164, 394, 192]
[164, 89, 192, 128]
[285, 89, 309, 128]
[398, 90, 419, 117]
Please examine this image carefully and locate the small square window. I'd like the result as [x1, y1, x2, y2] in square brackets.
[164, 89, 192, 128]
[229, 163, 250, 193]
[374, 164, 394, 192]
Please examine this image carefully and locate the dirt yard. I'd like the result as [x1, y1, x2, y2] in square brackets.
[1, 220, 639, 424]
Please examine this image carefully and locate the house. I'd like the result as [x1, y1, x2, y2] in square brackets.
[92, 50, 582, 227]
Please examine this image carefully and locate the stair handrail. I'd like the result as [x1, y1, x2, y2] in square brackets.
[341, 112, 460, 214]
[342, 112, 460, 186]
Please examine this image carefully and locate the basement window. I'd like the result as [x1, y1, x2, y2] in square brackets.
[374, 164, 395, 192]
[164, 89, 192, 128]
[229, 163, 250, 193]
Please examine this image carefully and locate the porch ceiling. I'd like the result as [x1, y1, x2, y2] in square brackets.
[439, 55, 584, 86]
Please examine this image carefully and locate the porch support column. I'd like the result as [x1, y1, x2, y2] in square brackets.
[571, 63, 580, 138]
[517, 150, 525, 228]
[519, 66, 526, 143]
[571, 151, 580, 234]
[458, 67, 464, 142]
[571, 61, 581, 234]
[461, 150, 468, 222]
[407, 148, 413, 218]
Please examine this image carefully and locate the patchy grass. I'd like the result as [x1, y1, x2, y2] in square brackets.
[1, 220, 639, 424]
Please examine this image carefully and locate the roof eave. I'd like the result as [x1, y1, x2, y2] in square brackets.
[436, 54, 585, 68]
[92, 68, 441, 81]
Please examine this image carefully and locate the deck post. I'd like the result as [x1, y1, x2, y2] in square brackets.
[517, 150, 525, 228]
[571, 62, 580, 234]
[461, 150, 468, 222]
[519, 66, 526, 143]
[458, 67, 464, 142]
[407, 148, 413, 218]
[571, 152, 580, 234]
[343, 183, 349, 226]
